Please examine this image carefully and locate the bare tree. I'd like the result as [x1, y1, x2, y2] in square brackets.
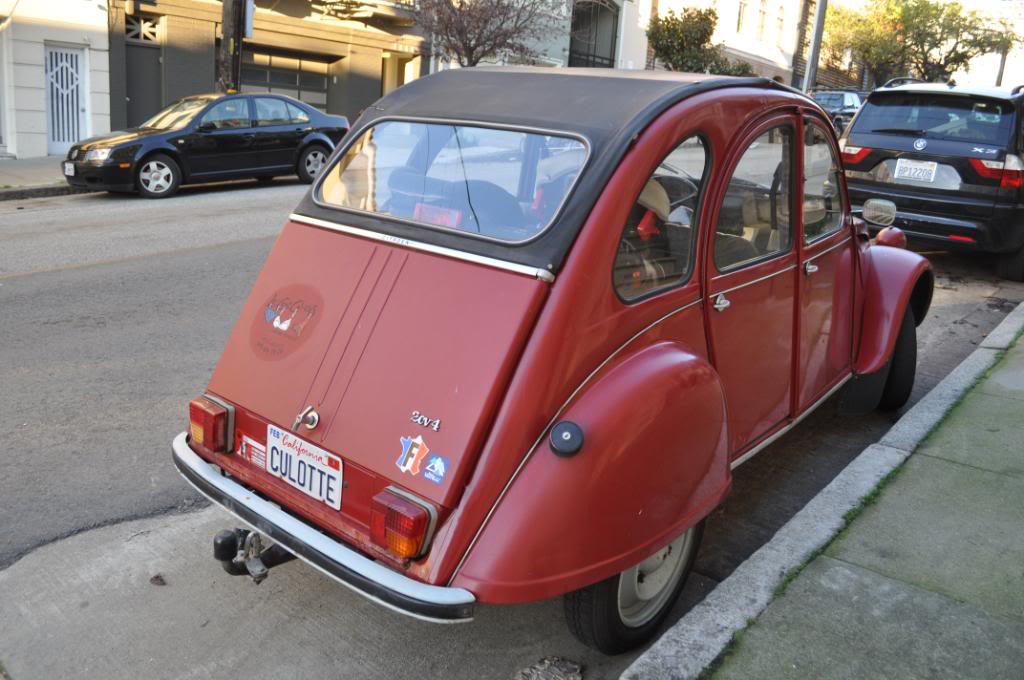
[416, 0, 564, 67]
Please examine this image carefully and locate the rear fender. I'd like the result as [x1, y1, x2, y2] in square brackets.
[842, 245, 932, 413]
[451, 341, 729, 603]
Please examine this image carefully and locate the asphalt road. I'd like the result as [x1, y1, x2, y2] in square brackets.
[2, 182, 1023, 679]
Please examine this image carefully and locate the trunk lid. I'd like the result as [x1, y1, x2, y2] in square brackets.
[208, 220, 548, 508]
[843, 92, 1016, 219]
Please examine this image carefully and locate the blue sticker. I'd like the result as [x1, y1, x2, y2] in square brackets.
[422, 455, 449, 485]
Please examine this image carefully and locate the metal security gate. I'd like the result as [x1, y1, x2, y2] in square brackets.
[45, 45, 86, 155]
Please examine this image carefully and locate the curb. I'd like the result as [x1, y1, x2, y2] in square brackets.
[620, 301, 1024, 680]
[0, 184, 88, 202]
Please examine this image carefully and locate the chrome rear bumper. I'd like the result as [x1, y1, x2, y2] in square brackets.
[171, 432, 475, 623]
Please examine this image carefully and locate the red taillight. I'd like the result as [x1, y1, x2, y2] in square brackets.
[188, 396, 229, 453]
[370, 488, 433, 559]
[969, 156, 1024, 189]
[840, 143, 872, 165]
[949, 234, 976, 243]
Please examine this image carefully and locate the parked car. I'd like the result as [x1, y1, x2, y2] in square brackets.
[841, 82, 1024, 280]
[171, 68, 932, 654]
[811, 88, 866, 132]
[62, 93, 349, 198]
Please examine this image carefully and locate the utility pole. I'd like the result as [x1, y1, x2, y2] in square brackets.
[803, 0, 828, 92]
[218, 0, 247, 93]
[996, 48, 1008, 87]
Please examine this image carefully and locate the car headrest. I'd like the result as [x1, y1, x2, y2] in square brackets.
[637, 179, 670, 222]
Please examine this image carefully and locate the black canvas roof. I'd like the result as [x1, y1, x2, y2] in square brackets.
[296, 68, 791, 273]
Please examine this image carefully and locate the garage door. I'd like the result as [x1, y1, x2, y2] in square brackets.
[241, 48, 330, 111]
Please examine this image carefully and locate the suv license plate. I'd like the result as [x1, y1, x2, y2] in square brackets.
[63, 162, 75, 177]
[266, 426, 343, 510]
[894, 158, 937, 183]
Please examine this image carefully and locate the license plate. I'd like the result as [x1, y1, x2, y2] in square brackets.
[63, 162, 75, 177]
[266, 426, 342, 510]
[894, 158, 937, 183]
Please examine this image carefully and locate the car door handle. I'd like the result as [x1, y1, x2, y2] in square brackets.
[804, 262, 819, 276]
[712, 293, 731, 312]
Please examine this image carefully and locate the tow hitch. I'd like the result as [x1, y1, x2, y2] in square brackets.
[213, 529, 295, 583]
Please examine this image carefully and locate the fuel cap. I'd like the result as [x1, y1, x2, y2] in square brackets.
[549, 421, 584, 457]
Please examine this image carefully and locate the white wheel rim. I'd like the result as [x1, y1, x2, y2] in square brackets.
[617, 527, 697, 628]
[305, 150, 327, 177]
[140, 161, 173, 194]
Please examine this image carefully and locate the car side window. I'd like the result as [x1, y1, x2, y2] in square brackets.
[201, 99, 250, 130]
[613, 136, 706, 301]
[254, 97, 291, 127]
[287, 102, 310, 124]
[803, 124, 845, 242]
[713, 126, 793, 272]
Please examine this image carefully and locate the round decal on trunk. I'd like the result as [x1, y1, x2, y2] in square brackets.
[250, 284, 324, 361]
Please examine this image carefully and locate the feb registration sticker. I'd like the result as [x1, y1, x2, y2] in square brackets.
[266, 426, 343, 510]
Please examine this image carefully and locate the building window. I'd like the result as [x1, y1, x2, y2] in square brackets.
[126, 14, 160, 43]
[240, 48, 330, 110]
[776, 6, 784, 40]
[758, 0, 767, 40]
[569, 0, 620, 68]
[737, 0, 747, 32]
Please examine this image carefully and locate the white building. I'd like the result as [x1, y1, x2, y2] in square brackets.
[0, 0, 111, 159]
[951, 0, 1024, 88]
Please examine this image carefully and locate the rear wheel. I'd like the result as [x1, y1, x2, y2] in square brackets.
[136, 154, 181, 199]
[996, 245, 1024, 282]
[297, 144, 329, 183]
[564, 521, 703, 654]
[878, 306, 917, 411]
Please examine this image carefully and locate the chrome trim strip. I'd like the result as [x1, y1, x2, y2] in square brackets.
[171, 433, 475, 623]
[289, 213, 556, 283]
[730, 373, 852, 470]
[712, 263, 798, 297]
[805, 236, 851, 263]
[448, 297, 704, 583]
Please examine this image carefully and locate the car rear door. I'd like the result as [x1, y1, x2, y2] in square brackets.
[797, 119, 854, 410]
[252, 96, 304, 171]
[704, 116, 798, 459]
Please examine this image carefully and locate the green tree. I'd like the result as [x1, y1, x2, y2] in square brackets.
[647, 8, 754, 76]
[825, 0, 1018, 84]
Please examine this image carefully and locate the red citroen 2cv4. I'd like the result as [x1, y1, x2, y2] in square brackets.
[172, 68, 933, 653]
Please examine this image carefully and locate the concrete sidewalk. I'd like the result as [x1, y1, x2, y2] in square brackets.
[0, 155, 80, 200]
[711, 339, 1024, 678]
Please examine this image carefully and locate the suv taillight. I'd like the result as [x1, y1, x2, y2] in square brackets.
[969, 156, 1024, 189]
[188, 395, 233, 453]
[839, 141, 872, 165]
[369, 488, 435, 559]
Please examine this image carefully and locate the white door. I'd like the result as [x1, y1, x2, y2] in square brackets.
[45, 46, 87, 156]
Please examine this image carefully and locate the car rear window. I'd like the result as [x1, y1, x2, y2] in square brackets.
[852, 93, 1014, 146]
[317, 120, 588, 243]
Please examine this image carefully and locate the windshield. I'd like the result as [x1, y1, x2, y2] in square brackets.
[318, 121, 588, 243]
[852, 93, 1014, 145]
[141, 97, 214, 130]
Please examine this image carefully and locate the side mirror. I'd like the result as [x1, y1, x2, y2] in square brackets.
[862, 198, 896, 227]
[197, 121, 216, 133]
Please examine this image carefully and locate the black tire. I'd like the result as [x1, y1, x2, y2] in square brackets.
[564, 521, 704, 655]
[878, 306, 917, 411]
[136, 153, 181, 199]
[297, 144, 330, 183]
[996, 245, 1024, 282]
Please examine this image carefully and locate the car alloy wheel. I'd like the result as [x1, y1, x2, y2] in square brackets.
[304, 149, 328, 178]
[616, 528, 697, 627]
[140, 160, 174, 195]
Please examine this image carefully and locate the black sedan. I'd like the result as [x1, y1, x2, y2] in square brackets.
[62, 93, 349, 198]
